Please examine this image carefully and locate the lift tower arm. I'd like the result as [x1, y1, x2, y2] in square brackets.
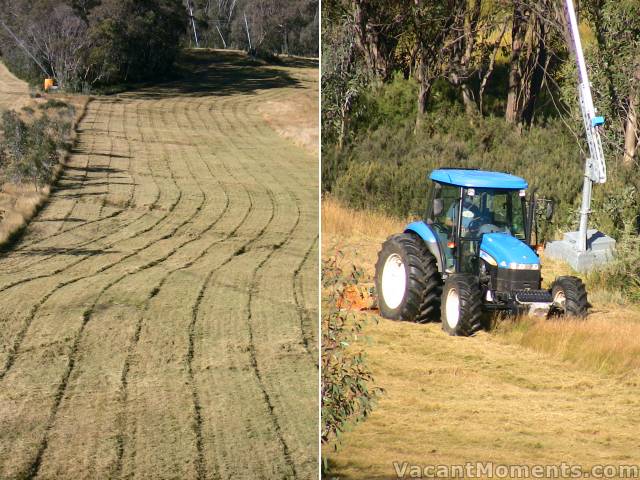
[564, 0, 607, 251]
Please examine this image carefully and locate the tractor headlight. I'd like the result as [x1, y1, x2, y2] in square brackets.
[507, 262, 539, 270]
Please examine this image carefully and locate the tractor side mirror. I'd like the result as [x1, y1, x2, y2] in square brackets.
[545, 201, 555, 221]
[433, 198, 444, 217]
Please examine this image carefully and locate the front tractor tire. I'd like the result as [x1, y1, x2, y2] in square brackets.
[441, 274, 483, 337]
[550, 276, 588, 318]
[375, 233, 442, 323]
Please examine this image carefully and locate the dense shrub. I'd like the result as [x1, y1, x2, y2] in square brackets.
[332, 115, 577, 235]
[322, 256, 382, 449]
[0, 0, 185, 89]
[0, 107, 72, 190]
[325, 79, 640, 243]
[87, 0, 184, 85]
[589, 221, 640, 301]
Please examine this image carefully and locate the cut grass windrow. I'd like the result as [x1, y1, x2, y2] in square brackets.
[0, 101, 161, 277]
[0, 51, 318, 479]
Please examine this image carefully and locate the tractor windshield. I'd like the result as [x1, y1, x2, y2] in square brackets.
[429, 184, 526, 273]
[459, 188, 526, 239]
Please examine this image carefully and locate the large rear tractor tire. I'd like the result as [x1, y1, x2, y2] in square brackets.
[550, 276, 588, 318]
[375, 233, 442, 322]
[441, 274, 483, 336]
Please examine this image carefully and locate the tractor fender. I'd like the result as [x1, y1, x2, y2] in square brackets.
[404, 221, 444, 273]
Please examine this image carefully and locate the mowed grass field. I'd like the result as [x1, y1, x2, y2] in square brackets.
[322, 198, 640, 479]
[0, 50, 318, 479]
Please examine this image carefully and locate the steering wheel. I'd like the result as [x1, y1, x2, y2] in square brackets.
[466, 217, 484, 232]
[479, 223, 513, 235]
[478, 223, 502, 234]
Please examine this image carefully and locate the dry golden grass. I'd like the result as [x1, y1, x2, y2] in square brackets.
[322, 196, 406, 282]
[0, 184, 49, 245]
[495, 315, 640, 375]
[325, 319, 640, 479]
[323, 200, 640, 479]
[322, 195, 405, 240]
[0, 61, 29, 114]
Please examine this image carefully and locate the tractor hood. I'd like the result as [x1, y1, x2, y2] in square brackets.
[480, 233, 539, 268]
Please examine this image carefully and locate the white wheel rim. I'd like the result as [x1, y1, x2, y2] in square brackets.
[446, 288, 460, 329]
[381, 253, 406, 309]
[554, 290, 566, 309]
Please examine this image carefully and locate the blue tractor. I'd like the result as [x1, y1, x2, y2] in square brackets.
[375, 169, 588, 336]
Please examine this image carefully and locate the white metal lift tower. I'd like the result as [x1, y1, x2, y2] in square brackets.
[545, 0, 616, 271]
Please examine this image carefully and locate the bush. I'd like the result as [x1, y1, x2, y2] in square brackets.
[330, 113, 585, 237]
[325, 78, 640, 242]
[0, 0, 185, 90]
[1, 111, 29, 161]
[588, 222, 640, 302]
[0, 108, 72, 190]
[322, 255, 382, 450]
[39, 99, 70, 110]
[87, 0, 185, 85]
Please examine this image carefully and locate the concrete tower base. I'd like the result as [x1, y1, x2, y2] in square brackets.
[544, 229, 616, 272]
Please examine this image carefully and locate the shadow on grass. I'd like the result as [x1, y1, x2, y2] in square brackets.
[322, 457, 395, 480]
[62, 165, 125, 175]
[15, 246, 120, 256]
[115, 49, 310, 100]
[33, 217, 85, 223]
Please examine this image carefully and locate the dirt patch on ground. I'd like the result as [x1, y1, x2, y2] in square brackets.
[258, 57, 318, 156]
[322, 200, 640, 479]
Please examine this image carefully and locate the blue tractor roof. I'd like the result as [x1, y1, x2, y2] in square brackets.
[430, 169, 528, 190]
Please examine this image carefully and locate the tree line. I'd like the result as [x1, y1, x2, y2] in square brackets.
[322, 0, 639, 166]
[185, 0, 318, 56]
[0, 0, 318, 90]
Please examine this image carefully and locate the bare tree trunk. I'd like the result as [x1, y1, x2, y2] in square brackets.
[187, 0, 199, 47]
[446, 0, 481, 115]
[283, 25, 288, 54]
[352, 0, 394, 80]
[479, 21, 507, 116]
[624, 91, 638, 165]
[244, 12, 252, 51]
[461, 0, 480, 115]
[506, 3, 528, 124]
[521, 18, 547, 125]
[451, 72, 477, 115]
[416, 75, 432, 131]
[461, 83, 476, 115]
[216, 24, 227, 48]
[418, 82, 431, 117]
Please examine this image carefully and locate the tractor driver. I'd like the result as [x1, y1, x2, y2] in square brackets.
[447, 193, 512, 237]
[445, 197, 481, 234]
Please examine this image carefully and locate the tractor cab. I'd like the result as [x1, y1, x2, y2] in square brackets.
[375, 168, 589, 337]
[427, 169, 530, 275]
